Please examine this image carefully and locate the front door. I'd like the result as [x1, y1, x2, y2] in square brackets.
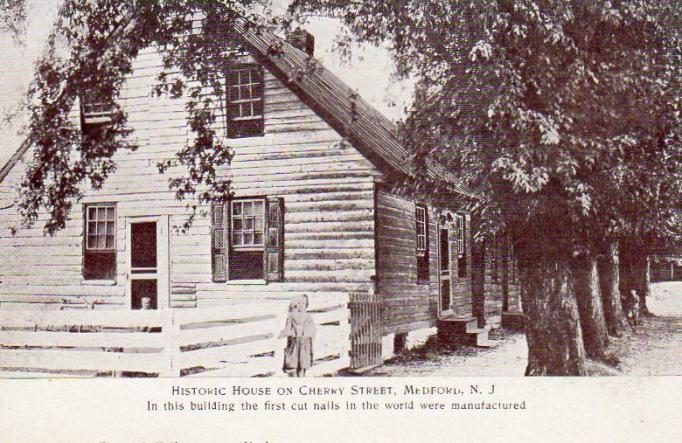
[439, 227, 452, 314]
[126, 216, 169, 310]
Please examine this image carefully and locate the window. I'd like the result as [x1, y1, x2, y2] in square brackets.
[226, 65, 264, 138]
[232, 200, 265, 249]
[456, 214, 467, 278]
[80, 90, 114, 139]
[84, 204, 116, 280]
[416, 204, 429, 282]
[212, 197, 284, 282]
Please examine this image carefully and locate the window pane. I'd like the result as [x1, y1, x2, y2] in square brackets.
[88, 236, 97, 249]
[88, 222, 97, 236]
[232, 202, 242, 216]
[243, 232, 253, 245]
[233, 233, 243, 246]
[244, 201, 253, 216]
[254, 232, 263, 245]
[88, 207, 97, 220]
[106, 222, 115, 235]
[254, 217, 263, 230]
[97, 235, 106, 249]
[106, 235, 115, 249]
[233, 218, 242, 230]
[244, 217, 254, 230]
[97, 207, 106, 220]
[106, 207, 115, 220]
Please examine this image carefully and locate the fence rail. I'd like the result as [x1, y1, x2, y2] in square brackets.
[0, 298, 350, 378]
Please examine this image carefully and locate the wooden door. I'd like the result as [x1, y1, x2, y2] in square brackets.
[439, 227, 453, 314]
[126, 216, 169, 310]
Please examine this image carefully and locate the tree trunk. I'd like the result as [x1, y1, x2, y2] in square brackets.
[522, 258, 587, 376]
[501, 239, 509, 312]
[619, 242, 652, 317]
[597, 241, 628, 336]
[572, 255, 609, 360]
[635, 256, 652, 316]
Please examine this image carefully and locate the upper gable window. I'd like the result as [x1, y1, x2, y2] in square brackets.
[81, 91, 113, 125]
[80, 91, 114, 137]
[226, 65, 264, 138]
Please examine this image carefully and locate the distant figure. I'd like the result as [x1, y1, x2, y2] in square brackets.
[279, 295, 315, 377]
[623, 289, 641, 331]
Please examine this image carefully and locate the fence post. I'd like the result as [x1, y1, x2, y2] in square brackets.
[272, 308, 286, 378]
[338, 292, 351, 369]
[161, 309, 181, 378]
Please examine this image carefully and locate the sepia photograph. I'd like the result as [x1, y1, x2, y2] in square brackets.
[0, 0, 680, 441]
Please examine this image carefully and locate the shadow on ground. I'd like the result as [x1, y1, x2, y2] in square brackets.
[360, 282, 682, 377]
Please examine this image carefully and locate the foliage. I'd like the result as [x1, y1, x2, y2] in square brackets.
[0, 0, 26, 43]
[291, 0, 682, 260]
[11, 0, 277, 234]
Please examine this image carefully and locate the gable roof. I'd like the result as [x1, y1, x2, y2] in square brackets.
[235, 22, 473, 198]
[0, 22, 473, 198]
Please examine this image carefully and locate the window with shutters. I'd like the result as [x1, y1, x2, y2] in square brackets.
[226, 65, 264, 138]
[211, 197, 284, 282]
[416, 204, 429, 283]
[83, 204, 116, 280]
[456, 214, 467, 278]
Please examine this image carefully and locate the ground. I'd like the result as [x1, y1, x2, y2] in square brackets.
[363, 282, 682, 376]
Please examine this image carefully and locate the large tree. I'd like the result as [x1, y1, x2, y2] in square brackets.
[4, 0, 282, 234]
[290, 0, 682, 374]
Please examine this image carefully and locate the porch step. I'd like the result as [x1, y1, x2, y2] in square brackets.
[437, 317, 494, 347]
[501, 312, 526, 331]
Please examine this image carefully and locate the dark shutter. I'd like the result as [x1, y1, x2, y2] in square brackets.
[264, 197, 284, 282]
[211, 203, 228, 282]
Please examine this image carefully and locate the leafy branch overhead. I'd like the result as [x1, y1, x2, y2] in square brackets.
[291, 0, 682, 256]
[11, 0, 281, 234]
[0, 0, 26, 42]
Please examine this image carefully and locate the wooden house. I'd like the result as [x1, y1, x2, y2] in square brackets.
[0, 23, 522, 376]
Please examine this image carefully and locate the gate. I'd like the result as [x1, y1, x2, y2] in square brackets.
[348, 291, 383, 371]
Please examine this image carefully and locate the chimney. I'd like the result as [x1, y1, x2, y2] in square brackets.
[286, 28, 315, 57]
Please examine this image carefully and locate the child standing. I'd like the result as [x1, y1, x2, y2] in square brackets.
[279, 295, 315, 377]
[625, 289, 641, 331]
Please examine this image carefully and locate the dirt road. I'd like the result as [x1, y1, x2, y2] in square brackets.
[365, 282, 682, 376]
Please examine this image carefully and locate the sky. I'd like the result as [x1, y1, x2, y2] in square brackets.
[0, 0, 413, 168]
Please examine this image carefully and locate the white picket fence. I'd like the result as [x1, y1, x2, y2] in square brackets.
[0, 299, 350, 377]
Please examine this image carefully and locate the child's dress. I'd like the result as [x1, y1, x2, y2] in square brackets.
[280, 310, 315, 373]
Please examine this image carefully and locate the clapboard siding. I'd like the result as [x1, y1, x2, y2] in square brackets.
[0, 45, 379, 311]
[375, 191, 439, 332]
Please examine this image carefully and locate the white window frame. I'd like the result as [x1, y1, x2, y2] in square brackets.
[86, 204, 116, 252]
[416, 205, 427, 257]
[456, 213, 465, 258]
[231, 198, 266, 251]
[81, 91, 113, 125]
[228, 67, 263, 121]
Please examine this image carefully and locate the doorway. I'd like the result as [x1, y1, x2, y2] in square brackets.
[126, 216, 169, 310]
[439, 227, 452, 314]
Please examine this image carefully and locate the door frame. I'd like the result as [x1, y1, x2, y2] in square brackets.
[125, 215, 170, 310]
